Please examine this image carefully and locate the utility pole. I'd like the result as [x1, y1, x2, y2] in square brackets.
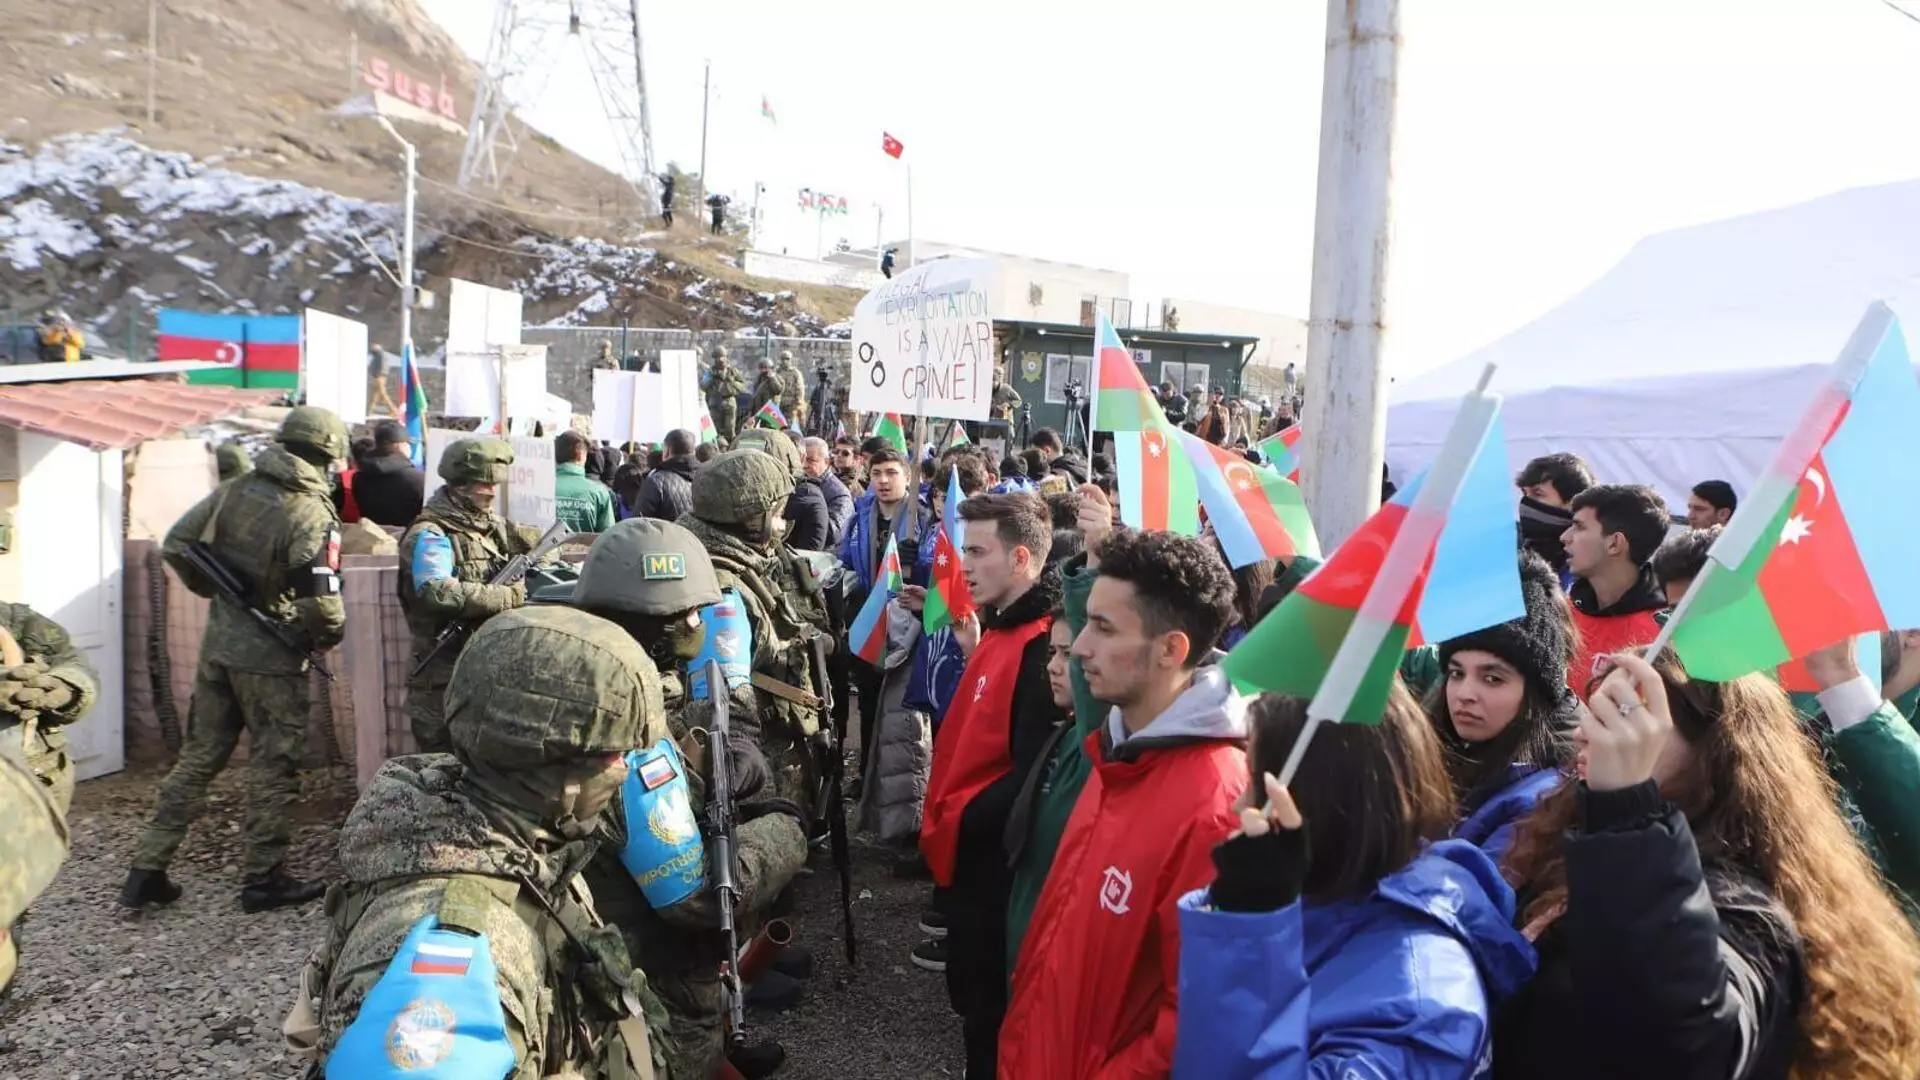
[376, 116, 418, 422]
[696, 59, 711, 216]
[1300, 0, 1402, 547]
[146, 0, 158, 127]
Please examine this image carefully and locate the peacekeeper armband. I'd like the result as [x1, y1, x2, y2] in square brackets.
[617, 739, 707, 909]
[685, 590, 752, 702]
[294, 526, 343, 599]
[326, 911, 513, 1078]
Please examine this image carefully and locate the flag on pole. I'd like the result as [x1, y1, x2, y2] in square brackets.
[1088, 312, 1157, 433]
[753, 400, 788, 429]
[925, 468, 976, 634]
[882, 132, 905, 159]
[943, 420, 971, 451]
[761, 96, 776, 123]
[695, 402, 718, 445]
[402, 342, 428, 468]
[834, 419, 848, 442]
[1668, 302, 1920, 681]
[1256, 426, 1304, 482]
[872, 412, 908, 453]
[1173, 430, 1318, 568]
[1223, 371, 1514, 725]
[850, 535, 903, 664]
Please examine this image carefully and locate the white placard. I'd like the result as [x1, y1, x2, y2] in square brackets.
[505, 435, 556, 528]
[592, 369, 641, 445]
[447, 278, 522, 353]
[421, 426, 463, 500]
[593, 356, 703, 446]
[302, 309, 370, 423]
[850, 257, 999, 421]
[444, 344, 548, 422]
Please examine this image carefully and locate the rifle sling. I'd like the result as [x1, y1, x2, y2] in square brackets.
[750, 672, 822, 711]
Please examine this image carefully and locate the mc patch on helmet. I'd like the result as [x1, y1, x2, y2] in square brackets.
[642, 553, 686, 580]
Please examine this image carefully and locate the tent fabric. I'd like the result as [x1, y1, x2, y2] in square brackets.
[1386, 177, 1920, 511]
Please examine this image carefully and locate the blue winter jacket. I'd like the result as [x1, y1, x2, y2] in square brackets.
[1454, 764, 1565, 864]
[1173, 838, 1537, 1080]
[837, 491, 929, 601]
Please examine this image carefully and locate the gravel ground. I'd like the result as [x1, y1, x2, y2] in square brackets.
[0, 761, 963, 1079]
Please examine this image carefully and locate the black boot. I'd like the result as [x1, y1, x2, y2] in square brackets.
[118, 868, 183, 909]
[729, 1038, 787, 1079]
[239, 873, 326, 914]
[769, 944, 814, 981]
[743, 968, 804, 1013]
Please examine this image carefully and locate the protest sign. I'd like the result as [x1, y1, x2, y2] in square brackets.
[302, 308, 369, 422]
[446, 344, 547, 425]
[850, 257, 998, 421]
[592, 352, 703, 445]
[444, 279, 526, 419]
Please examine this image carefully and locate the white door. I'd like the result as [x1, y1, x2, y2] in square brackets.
[17, 434, 124, 780]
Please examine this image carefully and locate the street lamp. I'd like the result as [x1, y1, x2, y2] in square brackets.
[373, 115, 418, 388]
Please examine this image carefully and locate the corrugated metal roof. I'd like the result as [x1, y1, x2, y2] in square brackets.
[0, 379, 277, 451]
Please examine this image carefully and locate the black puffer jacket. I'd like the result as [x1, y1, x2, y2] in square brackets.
[1494, 780, 1805, 1080]
[634, 456, 694, 521]
[347, 451, 424, 527]
[784, 477, 832, 553]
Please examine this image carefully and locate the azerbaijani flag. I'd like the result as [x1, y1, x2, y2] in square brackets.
[1223, 374, 1517, 725]
[850, 534, 903, 664]
[872, 412, 908, 453]
[401, 341, 429, 468]
[943, 421, 971, 451]
[753, 400, 788, 429]
[761, 95, 776, 124]
[1256, 426, 1303, 482]
[834, 419, 848, 442]
[1669, 302, 1920, 681]
[924, 468, 975, 634]
[166, 310, 301, 390]
[1087, 312, 1156, 433]
[1115, 421, 1200, 534]
[695, 402, 718, 445]
[1174, 430, 1318, 568]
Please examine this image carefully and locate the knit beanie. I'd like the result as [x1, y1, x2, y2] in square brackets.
[1436, 550, 1571, 693]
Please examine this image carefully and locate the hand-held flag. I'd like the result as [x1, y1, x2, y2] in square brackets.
[1663, 302, 1920, 679]
[851, 535, 903, 664]
[925, 468, 975, 633]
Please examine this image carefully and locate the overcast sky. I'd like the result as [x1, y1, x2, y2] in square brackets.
[417, 0, 1920, 376]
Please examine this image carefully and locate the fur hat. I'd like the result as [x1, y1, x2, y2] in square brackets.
[1437, 550, 1571, 692]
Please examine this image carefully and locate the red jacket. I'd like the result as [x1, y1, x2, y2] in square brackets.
[999, 668, 1248, 1079]
[919, 613, 1051, 887]
[1567, 568, 1668, 690]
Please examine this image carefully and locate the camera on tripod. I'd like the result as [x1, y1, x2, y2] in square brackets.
[1063, 380, 1085, 404]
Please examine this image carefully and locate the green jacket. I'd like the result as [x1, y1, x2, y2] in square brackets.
[1798, 686, 1920, 915]
[1005, 555, 1103, 971]
[555, 462, 616, 535]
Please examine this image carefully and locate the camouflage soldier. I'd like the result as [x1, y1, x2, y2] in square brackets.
[774, 349, 807, 430]
[215, 442, 253, 482]
[681, 451, 833, 820]
[594, 339, 621, 371]
[123, 406, 349, 913]
[991, 371, 1022, 422]
[0, 604, 97, 814]
[749, 360, 782, 425]
[297, 607, 673, 1079]
[704, 346, 746, 443]
[569, 519, 809, 1080]
[397, 438, 530, 754]
[0, 739, 68, 994]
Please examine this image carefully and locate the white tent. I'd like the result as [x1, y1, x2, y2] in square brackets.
[1386, 178, 1920, 511]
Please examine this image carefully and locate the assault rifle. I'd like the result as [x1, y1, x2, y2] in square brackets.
[180, 541, 333, 680]
[706, 658, 747, 1051]
[409, 521, 570, 678]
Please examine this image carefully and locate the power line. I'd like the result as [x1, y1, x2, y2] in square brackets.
[1882, 0, 1920, 25]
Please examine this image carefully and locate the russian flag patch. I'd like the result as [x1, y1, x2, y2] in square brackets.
[639, 754, 677, 791]
[410, 940, 474, 976]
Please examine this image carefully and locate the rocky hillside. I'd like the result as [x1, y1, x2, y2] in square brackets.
[0, 0, 858, 352]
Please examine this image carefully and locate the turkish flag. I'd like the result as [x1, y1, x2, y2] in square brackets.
[882, 132, 904, 159]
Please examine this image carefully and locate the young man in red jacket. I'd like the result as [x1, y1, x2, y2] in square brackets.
[998, 528, 1246, 1078]
[1561, 483, 1671, 688]
[918, 492, 1061, 1079]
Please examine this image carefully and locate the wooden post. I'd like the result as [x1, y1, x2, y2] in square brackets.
[1299, 0, 1402, 547]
